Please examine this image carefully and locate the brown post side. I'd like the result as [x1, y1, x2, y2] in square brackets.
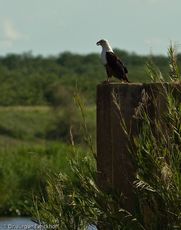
[96, 82, 181, 227]
[97, 83, 144, 212]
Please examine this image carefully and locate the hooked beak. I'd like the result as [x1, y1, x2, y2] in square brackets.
[96, 41, 100, 46]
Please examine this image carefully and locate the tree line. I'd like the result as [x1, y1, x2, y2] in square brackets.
[0, 50, 178, 106]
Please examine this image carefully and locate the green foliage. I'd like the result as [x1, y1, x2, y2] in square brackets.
[0, 50, 179, 105]
[33, 152, 144, 230]
[0, 104, 96, 216]
[32, 49, 181, 229]
[168, 43, 180, 81]
[45, 90, 96, 144]
[0, 106, 53, 142]
[0, 47, 181, 228]
[146, 59, 164, 82]
[133, 87, 181, 229]
[0, 104, 96, 147]
[0, 143, 71, 216]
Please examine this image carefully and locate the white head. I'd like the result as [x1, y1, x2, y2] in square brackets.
[96, 39, 113, 52]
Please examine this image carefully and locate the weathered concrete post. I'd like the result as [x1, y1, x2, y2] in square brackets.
[97, 83, 144, 212]
[96, 82, 181, 227]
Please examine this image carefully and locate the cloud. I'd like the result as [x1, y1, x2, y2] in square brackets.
[3, 19, 22, 41]
[0, 18, 25, 49]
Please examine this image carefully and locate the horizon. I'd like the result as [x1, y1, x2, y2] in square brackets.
[0, 47, 174, 58]
[0, 0, 180, 57]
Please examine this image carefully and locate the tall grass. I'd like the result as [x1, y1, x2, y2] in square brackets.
[32, 45, 181, 229]
[133, 85, 181, 229]
[0, 143, 71, 216]
[0, 101, 96, 216]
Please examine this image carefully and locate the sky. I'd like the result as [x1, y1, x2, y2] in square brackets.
[0, 0, 180, 56]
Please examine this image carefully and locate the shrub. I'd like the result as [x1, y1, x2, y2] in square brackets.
[32, 45, 181, 229]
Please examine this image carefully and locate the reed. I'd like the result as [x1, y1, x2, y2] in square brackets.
[33, 45, 181, 229]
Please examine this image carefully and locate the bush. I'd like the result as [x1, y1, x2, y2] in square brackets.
[32, 46, 181, 230]
[0, 143, 70, 216]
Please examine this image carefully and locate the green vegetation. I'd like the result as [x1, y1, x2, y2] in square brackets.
[0, 106, 52, 144]
[0, 104, 95, 216]
[0, 143, 71, 216]
[33, 86, 181, 229]
[0, 50, 180, 106]
[0, 48, 181, 229]
[32, 47, 181, 229]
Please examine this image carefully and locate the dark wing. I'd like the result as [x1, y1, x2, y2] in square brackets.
[123, 66, 128, 74]
[106, 52, 129, 81]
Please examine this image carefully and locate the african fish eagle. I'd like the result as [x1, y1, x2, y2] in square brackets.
[96, 39, 129, 82]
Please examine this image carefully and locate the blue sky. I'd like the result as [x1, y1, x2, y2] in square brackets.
[0, 0, 180, 56]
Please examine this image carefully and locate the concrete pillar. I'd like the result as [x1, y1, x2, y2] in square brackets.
[96, 82, 181, 227]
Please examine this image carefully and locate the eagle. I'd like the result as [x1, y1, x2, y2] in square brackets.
[96, 39, 129, 82]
